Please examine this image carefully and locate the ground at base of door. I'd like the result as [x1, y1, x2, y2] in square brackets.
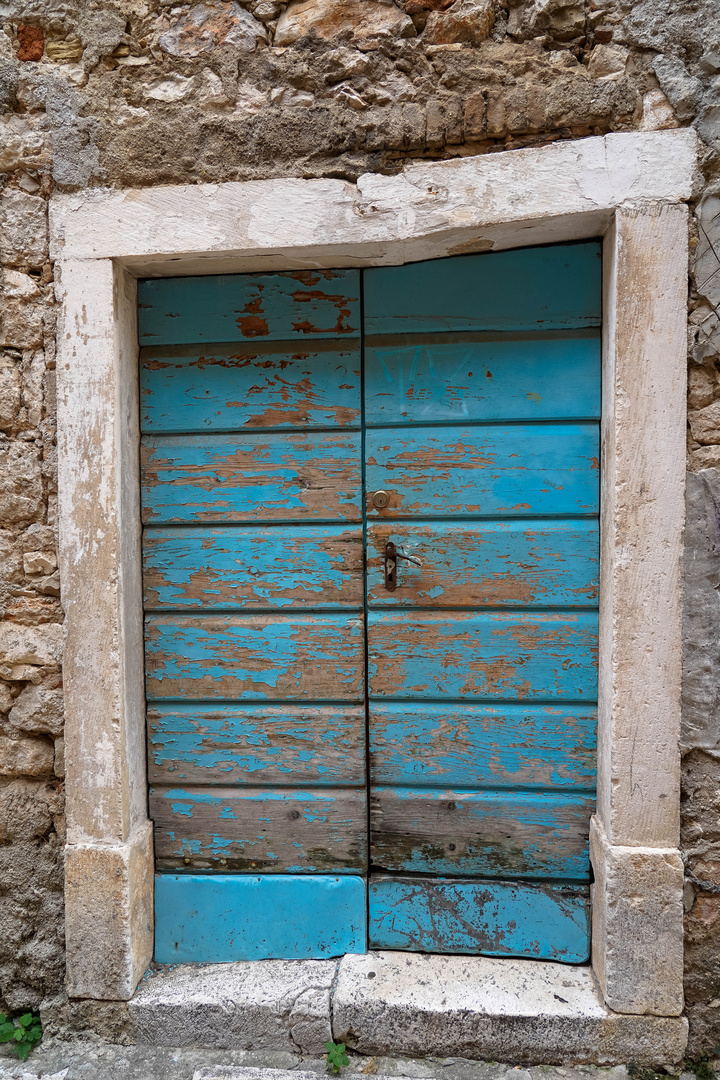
[0, 1048, 696, 1080]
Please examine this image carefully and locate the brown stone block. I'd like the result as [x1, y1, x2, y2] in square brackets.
[17, 26, 43, 62]
[485, 90, 506, 136]
[464, 91, 486, 139]
[423, 0, 494, 45]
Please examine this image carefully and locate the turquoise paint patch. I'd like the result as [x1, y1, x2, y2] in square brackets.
[364, 241, 601, 334]
[369, 876, 589, 961]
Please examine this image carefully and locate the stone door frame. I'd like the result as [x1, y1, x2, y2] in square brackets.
[51, 128, 695, 1023]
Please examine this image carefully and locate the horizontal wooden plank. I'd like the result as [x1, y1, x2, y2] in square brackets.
[152, 785, 367, 872]
[148, 703, 366, 786]
[368, 875, 590, 961]
[369, 702, 596, 789]
[140, 340, 361, 433]
[138, 269, 360, 345]
[143, 525, 364, 611]
[365, 423, 599, 519]
[155, 873, 367, 963]
[364, 242, 602, 335]
[368, 611, 598, 701]
[145, 613, 365, 701]
[366, 520, 598, 608]
[370, 787, 593, 879]
[141, 432, 362, 523]
[364, 333, 600, 426]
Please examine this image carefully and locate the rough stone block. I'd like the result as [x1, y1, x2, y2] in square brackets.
[0, 295, 45, 349]
[590, 818, 684, 1017]
[0, 733, 54, 776]
[587, 44, 628, 80]
[423, 0, 494, 45]
[689, 400, 720, 444]
[23, 550, 58, 575]
[274, 0, 414, 46]
[0, 441, 44, 524]
[332, 951, 688, 1065]
[129, 959, 337, 1052]
[159, 2, 267, 56]
[0, 191, 47, 268]
[0, 354, 21, 430]
[0, 778, 61, 842]
[65, 821, 154, 1001]
[683, 471, 720, 752]
[0, 621, 63, 667]
[9, 683, 64, 735]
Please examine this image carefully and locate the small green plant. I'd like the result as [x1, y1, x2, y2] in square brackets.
[325, 1040, 349, 1074]
[0, 1011, 42, 1061]
[628, 1065, 672, 1080]
[686, 1048, 720, 1080]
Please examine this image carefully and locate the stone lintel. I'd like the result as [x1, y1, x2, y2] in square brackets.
[590, 817, 685, 1017]
[65, 821, 154, 1001]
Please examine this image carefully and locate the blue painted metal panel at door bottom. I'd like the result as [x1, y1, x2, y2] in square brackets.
[368, 876, 589, 961]
[155, 873, 367, 962]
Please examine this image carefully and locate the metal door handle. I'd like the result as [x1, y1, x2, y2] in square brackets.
[384, 541, 422, 592]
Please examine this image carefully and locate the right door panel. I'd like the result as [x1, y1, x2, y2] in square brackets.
[364, 242, 601, 962]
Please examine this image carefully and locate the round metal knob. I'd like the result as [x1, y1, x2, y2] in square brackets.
[372, 490, 390, 509]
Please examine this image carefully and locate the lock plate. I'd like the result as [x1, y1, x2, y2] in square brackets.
[384, 541, 397, 592]
[373, 490, 390, 509]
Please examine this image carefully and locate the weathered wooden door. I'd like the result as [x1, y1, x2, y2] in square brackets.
[139, 242, 600, 964]
[362, 248, 600, 959]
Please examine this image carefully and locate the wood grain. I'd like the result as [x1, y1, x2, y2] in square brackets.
[148, 703, 366, 786]
[370, 786, 594, 879]
[369, 702, 596, 789]
[363, 241, 602, 335]
[139, 269, 361, 346]
[365, 423, 599, 519]
[141, 431, 362, 523]
[366, 520, 598, 608]
[145, 613, 365, 701]
[364, 333, 600, 426]
[141, 340, 361, 432]
[151, 785, 367, 872]
[368, 610, 598, 701]
[143, 525, 364, 610]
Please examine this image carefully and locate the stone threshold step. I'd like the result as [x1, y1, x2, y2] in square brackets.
[128, 952, 688, 1067]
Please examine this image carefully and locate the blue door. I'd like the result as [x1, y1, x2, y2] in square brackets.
[139, 243, 600, 964]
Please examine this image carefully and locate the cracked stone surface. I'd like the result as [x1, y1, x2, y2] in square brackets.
[128, 961, 337, 1053]
[0, 1045, 653, 1080]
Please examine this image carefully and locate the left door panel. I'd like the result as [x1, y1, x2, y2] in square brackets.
[139, 271, 367, 961]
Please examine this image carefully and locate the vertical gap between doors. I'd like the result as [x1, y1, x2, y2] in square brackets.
[359, 269, 371, 947]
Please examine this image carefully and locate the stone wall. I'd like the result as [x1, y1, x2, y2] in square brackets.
[1, 0, 720, 1056]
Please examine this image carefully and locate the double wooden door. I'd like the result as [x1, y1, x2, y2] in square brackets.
[140, 243, 601, 964]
